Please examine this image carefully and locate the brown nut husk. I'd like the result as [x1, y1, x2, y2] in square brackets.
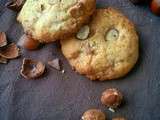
[18, 34, 40, 50]
[82, 109, 106, 120]
[101, 88, 123, 108]
[112, 117, 127, 120]
[48, 58, 61, 71]
[21, 58, 45, 79]
[0, 43, 20, 59]
[0, 56, 7, 64]
[76, 25, 90, 40]
[0, 32, 7, 47]
[5, 0, 26, 12]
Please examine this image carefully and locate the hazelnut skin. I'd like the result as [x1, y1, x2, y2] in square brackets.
[150, 0, 160, 16]
[82, 109, 106, 120]
[101, 88, 123, 108]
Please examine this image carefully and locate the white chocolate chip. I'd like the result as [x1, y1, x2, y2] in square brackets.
[105, 28, 119, 41]
[76, 25, 90, 40]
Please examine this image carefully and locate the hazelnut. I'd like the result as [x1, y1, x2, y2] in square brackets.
[150, 0, 160, 16]
[105, 28, 119, 41]
[21, 58, 45, 79]
[0, 43, 20, 59]
[0, 32, 7, 47]
[101, 88, 123, 108]
[82, 109, 106, 120]
[76, 25, 90, 40]
[112, 117, 127, 120]
[18, 34, 40, 50]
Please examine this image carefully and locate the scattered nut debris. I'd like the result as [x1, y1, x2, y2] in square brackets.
[0, 43, 20, 59]
[5, 0, 26, 12]
[101, 88, 123, 108]
[0, 32, 7, 47]
[76, 25, 90, 40]
[105, 28, 119, 41]
[112, 117, 127, 120]
[21, 58, 45, 79]
[18, 34, 40, 50]
[61, 69, 65, 74]
[108, 107, 115, 113]
[48, 58, 61, 70]
[82, 109, 106, 120]
[0, 56, 7, 64]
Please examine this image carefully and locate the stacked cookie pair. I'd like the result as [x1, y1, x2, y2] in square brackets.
[17, 0, 139, 81]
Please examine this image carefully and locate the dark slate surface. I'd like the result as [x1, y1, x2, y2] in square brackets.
[0, 0, 160, 120]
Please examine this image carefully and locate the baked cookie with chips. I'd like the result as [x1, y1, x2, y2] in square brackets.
[61, 8, 139, 81]
[17, 0, 96, 43]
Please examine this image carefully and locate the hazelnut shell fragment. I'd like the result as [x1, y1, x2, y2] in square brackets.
[18, 34, 40, 50]
[0, 32, 7, 47]
[82, 109, 106, 120]
[0, 56, 7, 64]
[21, 58, 45, 79]
[101, 88, 123, 108]
[48, 58, 61, 70]
[5, 0, 25, 12]
[0, 43, 20, 59]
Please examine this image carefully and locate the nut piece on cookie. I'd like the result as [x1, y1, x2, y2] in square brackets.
[17, 0, 96, 43]
[105, 28, 119, 41]
[82, 109, 106, 120]
[61, 8, 139, 81]
[76, 25, 90, 40]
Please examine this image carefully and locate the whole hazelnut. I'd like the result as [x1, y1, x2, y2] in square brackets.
[18, 34, 40, 50]
[82, 109, 106, 120]
[101, 88, 123, 108]
[150, 0, 160, 16]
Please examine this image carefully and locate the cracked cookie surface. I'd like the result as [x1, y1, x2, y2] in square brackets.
[61, 8, 139, 81]
[17, 0, 96, 43]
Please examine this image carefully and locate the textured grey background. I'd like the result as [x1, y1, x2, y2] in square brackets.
[0, 0, 160, 120]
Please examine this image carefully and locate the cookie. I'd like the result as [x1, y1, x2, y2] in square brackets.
[17, 0, 96, 43]
[61, 8, 139, 81]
